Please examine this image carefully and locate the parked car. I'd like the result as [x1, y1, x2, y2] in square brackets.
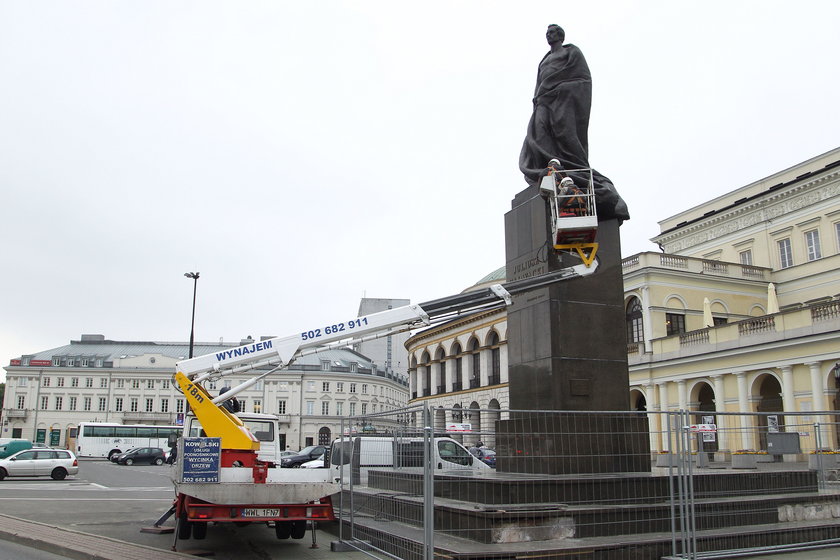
[301, 457, 327, 468]
[469, 447, 497, 468]
[0, 449, 79, 480]
[280, 445, 327, 468]
[114, 447, 166, 466]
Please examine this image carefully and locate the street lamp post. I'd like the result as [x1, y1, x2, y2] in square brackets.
[184, 272, 200, 358]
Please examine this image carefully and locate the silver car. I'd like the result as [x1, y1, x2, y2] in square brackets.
[0, 448, 79, 481]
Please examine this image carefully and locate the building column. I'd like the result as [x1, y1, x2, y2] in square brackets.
[736, 372, 755, 450]
[500, 343, 509, 384]
[479, 348, 490, 387]
[658, 382, 671, 451]
[780, 365, 796, 417]
[444, 358, 453, 393]
[431, 362, 441, 395]
[711, 374, 728, 452]
[646, 383, 660, 452]
[677, 380, 687, 411]
[806, 361, 830, 448]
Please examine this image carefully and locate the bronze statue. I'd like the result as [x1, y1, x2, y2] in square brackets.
[520, 24, 629, 221]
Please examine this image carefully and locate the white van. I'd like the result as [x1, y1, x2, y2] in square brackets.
[330, 435, 490, 485]
[184, 412, 283, 465]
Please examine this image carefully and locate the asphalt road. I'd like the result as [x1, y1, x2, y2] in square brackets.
[0, 458, 365, 560]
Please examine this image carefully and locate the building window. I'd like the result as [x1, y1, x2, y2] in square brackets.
[40, 396, 48, 410]
[130, 398, 138, 412]
[278, 400, 287, 414]
[99, 397, 107, 412]
[739, 250, 753, 265]
[835, 222, 840, 252]
[83, 397, 92, 412]
[321, 401, 330, 415]
[56, 377, 64, 387]
[361, 403, 367, 415]
[116, 379, 125, 388]
[713, 316, 728, 326]
[322, 382, 330, 392]
[778, 238, 793, 268]
[81, 358, 89, 367]
[66, 358, 74, 367]
[350, 383, 357, 393]
[52, 357, 61, 366]
[349, 402, 356, 416]
[42, 377, 50, 387]
[336, 382, 344, 392]
[321, 360, 330, 371]
[18, 377, 27, 387]
[361, 384, 368, 395]
[71, 377, 79, 388]
[145, 398, 154, 412]
[626, 297, 644, 343]
[100, 378, 108, 388]
[665, 313, 686, 336]
[85, 378, 93, 388]
[55, 396, 63, 411]
[95, 358, 103, 367]
[131, 379, 140, 389]
[350, 362, 358, 373]
[69, 397, 77, 411]
[336, 402, 343, 415]
[162, 379, 170, 390]
[306, 401, 314, 415]
[161, 399, 169, 413]
[146, 379, 154, 389]
[176, 399, 185, 413]
[252, 399, 261, 413]
[115, 397, 123, 412]
[805, 230, 822, 261]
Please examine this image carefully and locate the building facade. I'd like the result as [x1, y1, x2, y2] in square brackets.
[2, 334, 409, 450]
[407, 147, 840, 453]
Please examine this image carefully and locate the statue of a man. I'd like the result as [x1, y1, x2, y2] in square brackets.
[519, 24, 629, 222]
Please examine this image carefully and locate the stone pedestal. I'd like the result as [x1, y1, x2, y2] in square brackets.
[501, 184, 650, 474]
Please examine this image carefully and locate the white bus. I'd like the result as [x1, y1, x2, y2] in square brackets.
[75, 422, 182, 460]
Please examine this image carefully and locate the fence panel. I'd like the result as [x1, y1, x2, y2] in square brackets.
[333, 406, 840, 560]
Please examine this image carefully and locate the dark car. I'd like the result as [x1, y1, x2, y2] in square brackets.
[469, 447, 496, 468]
[115, 447, 166, 466]
[280, 445, 327, 468]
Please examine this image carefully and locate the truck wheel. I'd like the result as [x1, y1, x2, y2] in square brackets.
[51, 468, 67, 481]
[178, 511, 192, 540]
[290, 520, 307, 539]
[154, 457, 164, 466]
[274, 521, 291, 539]
[192, 521, 208, 540]
[0, 468, 6, 481]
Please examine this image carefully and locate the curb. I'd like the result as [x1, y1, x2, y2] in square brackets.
[0, 513, 194, 560]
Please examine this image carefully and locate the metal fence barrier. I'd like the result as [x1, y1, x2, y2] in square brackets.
[332, 406, 840, 560]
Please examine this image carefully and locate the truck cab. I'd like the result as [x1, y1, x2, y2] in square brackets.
[184, 412, 283, 465]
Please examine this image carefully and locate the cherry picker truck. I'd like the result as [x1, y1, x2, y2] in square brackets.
[163, 167, 600, 545]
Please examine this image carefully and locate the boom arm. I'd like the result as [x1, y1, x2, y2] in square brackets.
[174, 262, 597, 450]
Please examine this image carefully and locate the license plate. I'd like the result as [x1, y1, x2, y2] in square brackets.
[241, 508, 280, 518]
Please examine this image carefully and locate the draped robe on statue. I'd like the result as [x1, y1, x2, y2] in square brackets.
[519, 43, 629, 221]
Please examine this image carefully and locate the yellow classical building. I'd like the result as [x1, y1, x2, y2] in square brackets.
[408, 147, 840, 455]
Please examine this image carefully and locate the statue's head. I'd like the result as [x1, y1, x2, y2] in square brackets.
[546, 24, 565, 46]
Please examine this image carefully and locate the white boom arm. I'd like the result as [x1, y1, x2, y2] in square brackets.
[175, 261, 597, 404]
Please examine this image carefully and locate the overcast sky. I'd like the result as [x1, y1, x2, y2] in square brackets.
[2, 1, 839, 380]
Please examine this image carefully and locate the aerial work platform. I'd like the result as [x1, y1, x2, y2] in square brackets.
[540, 164, 599, 266]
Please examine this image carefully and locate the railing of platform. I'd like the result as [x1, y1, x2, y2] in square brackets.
[333, 406, 840, 560]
